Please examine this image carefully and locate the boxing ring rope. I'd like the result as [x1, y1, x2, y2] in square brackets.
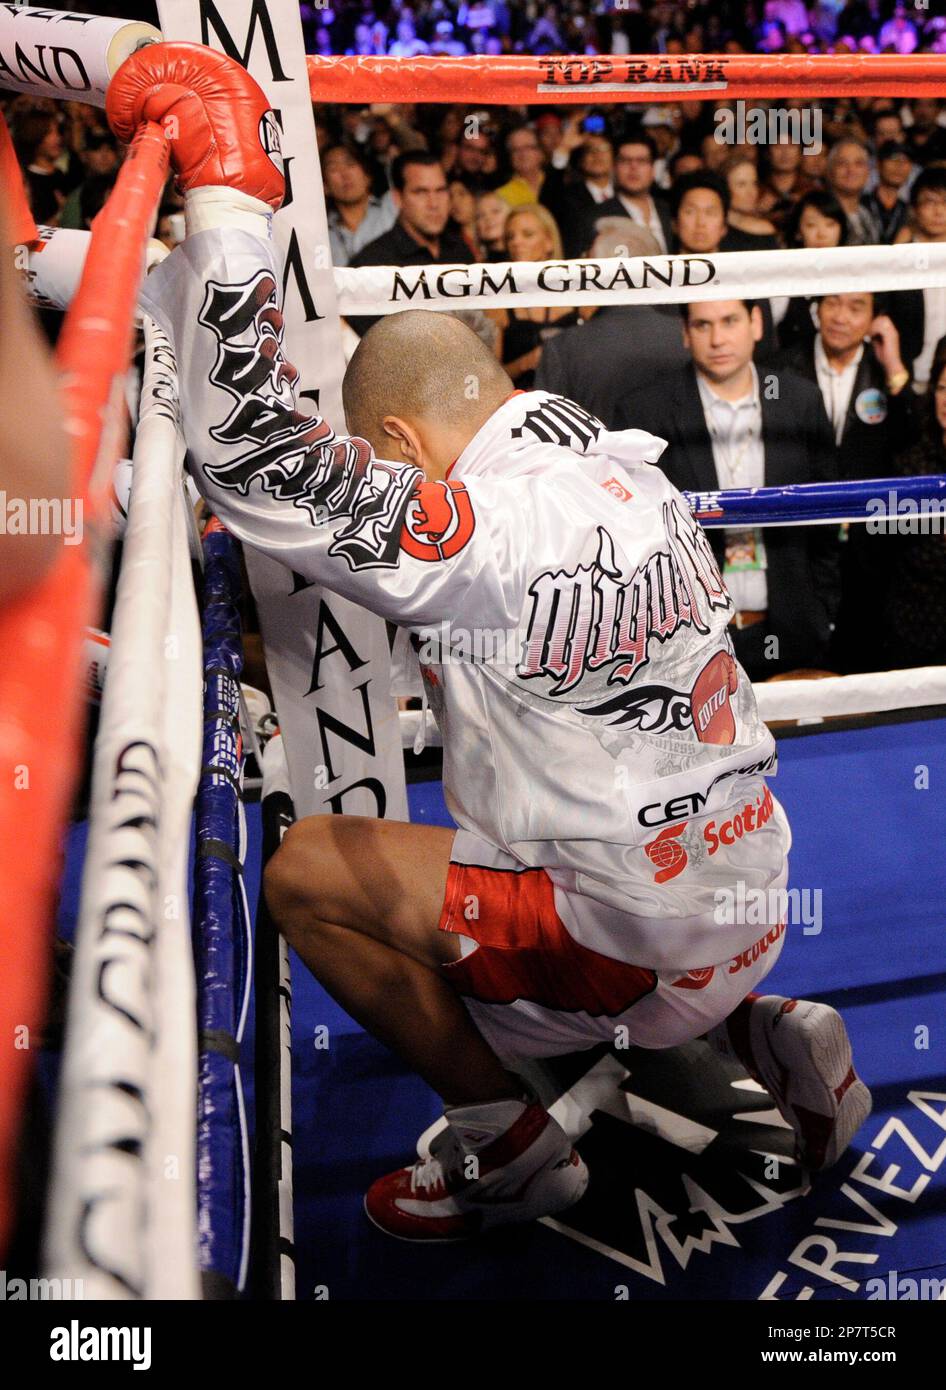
[306, 52, 946, 104]
[193, 518, 254, 1299]
[399, 666, 946, 754]
[0, 112, 168, 1258]
[32, 230, 946, 317]
[44, 316, 203, 1299]
[334, 242, 946, 315]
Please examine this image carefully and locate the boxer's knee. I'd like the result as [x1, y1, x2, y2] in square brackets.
[264, 817, 335, 941]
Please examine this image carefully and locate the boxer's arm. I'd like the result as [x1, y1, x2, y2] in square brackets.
[140, 224, 519, 630]
[109, 41, 520, 632]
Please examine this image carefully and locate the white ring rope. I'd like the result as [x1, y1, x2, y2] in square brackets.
[44, 319, 202, 1299]
[27, 233, 946, 317]
[397, 666, 946, 748]
[333, 242, 946, 316]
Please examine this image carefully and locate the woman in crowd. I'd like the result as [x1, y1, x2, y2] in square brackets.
[12, 110, 74, 226]
[474, 190, 510, 261]
[721, 153, 778, 251]
[777, 189, 849, 351]
[757, 137, 817, 230]
[448, 178, 480, 258]
[488, 204, 580, 388]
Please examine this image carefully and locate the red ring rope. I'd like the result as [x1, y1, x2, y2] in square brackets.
[308, 51, 946, 105]
[0, 121, 168, 1255]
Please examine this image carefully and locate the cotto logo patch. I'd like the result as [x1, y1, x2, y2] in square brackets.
[692, 650, 738, 745]
[602, 476, 633, 502]
[400, 479, 476, 562]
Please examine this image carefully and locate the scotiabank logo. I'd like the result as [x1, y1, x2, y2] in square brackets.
[671, 966, 715, 990]
[645, 786, 775, 883]
[727, 919, 786, 974]
[644, 823, 688, 882]
[704, 786, 774, 855]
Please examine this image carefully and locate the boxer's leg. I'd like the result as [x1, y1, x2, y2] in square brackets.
[264, 814, 521, 1105]
[265, 815, 588, 1239]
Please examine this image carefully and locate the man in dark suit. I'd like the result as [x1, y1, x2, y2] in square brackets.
[542, 133, 615, 260]
[669, 171, 778, 360]
[573, 131, 674, 262]
[616, 299, 840, 679]
[779, 292, 915, 482]
[347, 151, 474, 338]
[883, 166, 946, 387]
[535, 220, 688, 426]
[779, 291, 919, 672]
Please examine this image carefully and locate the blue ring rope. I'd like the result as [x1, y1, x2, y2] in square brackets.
[683, 473, 946, 526]
[194, 523, 252, 1297]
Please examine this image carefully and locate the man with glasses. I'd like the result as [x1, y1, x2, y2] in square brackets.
[587, 131, 672, 255]
[825, 137, 882, 246]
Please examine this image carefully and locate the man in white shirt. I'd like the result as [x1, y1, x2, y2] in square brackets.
[777, 293, 916, 672]
[807, 293, 910, 454]
[694, 320, 769, 623]
[619, 300, 840, 680]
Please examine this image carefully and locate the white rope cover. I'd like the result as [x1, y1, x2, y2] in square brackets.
[334, 242, 946, 315]
[398, 667, 946, 748]
[44, 321, 202, 1299]
[27, 235, 946, 317]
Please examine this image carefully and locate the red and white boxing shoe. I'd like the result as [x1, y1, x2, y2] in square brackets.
[716, 993, 872, 1171]
[364, 1098, 588, 1241]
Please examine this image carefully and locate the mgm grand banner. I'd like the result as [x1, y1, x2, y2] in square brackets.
[334, 242, 946, 316]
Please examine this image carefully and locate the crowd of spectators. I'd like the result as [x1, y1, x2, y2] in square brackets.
[301, 0, 946, 60]
[315, 85, 946, 676]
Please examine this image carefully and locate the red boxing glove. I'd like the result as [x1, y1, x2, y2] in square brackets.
[106, 41, 284, 211]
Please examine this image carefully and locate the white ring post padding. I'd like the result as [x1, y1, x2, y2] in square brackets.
[44, 319, 201, 1300]
[398, 667, 946, 747]
[333, 242, 946, 316]
[0, 9, 160, 108]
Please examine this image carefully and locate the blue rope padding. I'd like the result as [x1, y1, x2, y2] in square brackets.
[683, 473, 946, 527]
[193, 524, 250, 1295]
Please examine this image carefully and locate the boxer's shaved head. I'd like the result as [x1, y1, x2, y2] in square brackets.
[343, 310, 512, 478]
